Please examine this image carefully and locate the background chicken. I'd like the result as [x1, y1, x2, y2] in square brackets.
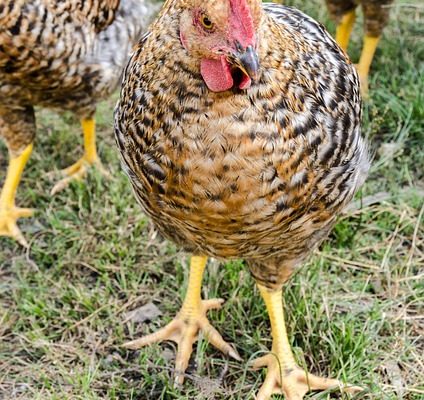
[325, 0, 394, 94]
[115, 0, 370, 399]
[273, 0, 393, 94]
[0, 0, 158, 246]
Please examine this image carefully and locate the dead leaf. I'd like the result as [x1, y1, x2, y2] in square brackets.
[377, 142, 403, 160]
[383, 360, 405, 398]
[123, 302, 162, 324]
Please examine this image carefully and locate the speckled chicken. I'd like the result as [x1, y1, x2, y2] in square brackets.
[115, 1, 370, 399]
[0, 0, 158, 246]
[326, 0, 393, 94]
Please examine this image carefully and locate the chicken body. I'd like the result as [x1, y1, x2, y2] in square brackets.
[326, 0, 393, 94]
[0, 0, 157, 246]
[116, 2, 369, 288]
[115, 1, 369, 399]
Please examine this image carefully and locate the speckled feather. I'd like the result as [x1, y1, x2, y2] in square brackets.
[0, 0, 158, 156]
[114, 2, 370, 289]
[325, 0, 393, 37]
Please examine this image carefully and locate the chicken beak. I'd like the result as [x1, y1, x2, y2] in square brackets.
[233, 45, 260, 82]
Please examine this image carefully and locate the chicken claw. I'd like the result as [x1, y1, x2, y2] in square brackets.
[50, 156, 109, 195]
[125, 297, 240, 384]
[51, 118, 110, 195]
[254, 284, 363, 400]
[0, 206, 33, 247]
[252, 354, 362, 400]
[124, 256, 241, 384]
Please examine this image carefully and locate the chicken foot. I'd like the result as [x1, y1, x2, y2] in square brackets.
[124, 255, 241, 384]
[253, 284, 362, 400]
[51, 118, 109, 195]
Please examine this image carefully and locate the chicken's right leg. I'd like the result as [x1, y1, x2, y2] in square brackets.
[335, 9, 356, 52]
[356, 35, 381, 97]
[0, 144, 34, 247]
[124, 255, 241, 384]
[253, 283, 362, 400]
[0, 106, 36, 247]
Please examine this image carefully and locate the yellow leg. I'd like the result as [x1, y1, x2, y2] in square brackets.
[357, 35, 381, 97]
[0, 144, 34, 247]
[51, 118, 109, 195]
[253, 284, 362, 400]
[81, 118, 98, 164]
[124, 255, 240, 384]
[335, 10, 356, 52]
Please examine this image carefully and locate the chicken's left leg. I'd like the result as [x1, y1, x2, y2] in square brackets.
[356, 35, 381, 97]
[51, 118, 109, 194]
[0, 144, 34, 247]
[253, 283, 362, 400]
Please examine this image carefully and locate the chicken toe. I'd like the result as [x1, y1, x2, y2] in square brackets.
[0, 206, 33, 247]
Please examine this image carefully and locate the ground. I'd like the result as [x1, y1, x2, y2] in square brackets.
[0, 1, 423, 399]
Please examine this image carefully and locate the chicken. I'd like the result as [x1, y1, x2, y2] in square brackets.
[0, 0, 157, 246]
[326, 0, 393, 95]
[114, 1, 369, 399]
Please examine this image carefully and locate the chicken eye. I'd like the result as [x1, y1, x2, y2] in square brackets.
[200, 15, 213, 30]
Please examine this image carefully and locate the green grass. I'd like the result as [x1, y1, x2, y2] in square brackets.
[1, 1, 423, 399]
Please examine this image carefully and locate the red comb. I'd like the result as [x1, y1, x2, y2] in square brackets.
[229, 0, 256, 49]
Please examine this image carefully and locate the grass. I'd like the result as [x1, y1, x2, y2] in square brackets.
[1, 0, 423, 399]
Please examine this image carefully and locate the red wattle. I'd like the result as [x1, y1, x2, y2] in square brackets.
[200, 56, 233, 92]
